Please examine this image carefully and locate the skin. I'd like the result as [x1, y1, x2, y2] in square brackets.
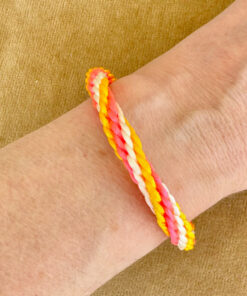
[0, 0, 246, 295]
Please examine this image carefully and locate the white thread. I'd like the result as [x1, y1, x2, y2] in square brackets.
[116, 103, 154, 213]
[162, 183, 188, 250]
[92, 72, 107, 112]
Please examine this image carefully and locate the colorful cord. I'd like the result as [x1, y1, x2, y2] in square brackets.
[85, 67, 195, 250]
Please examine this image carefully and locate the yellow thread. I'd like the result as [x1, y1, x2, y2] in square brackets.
[179, 210, 195, 250]
[125, 120, 169, 236]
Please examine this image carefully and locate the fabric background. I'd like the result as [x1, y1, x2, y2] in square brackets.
[0, 0, 246, 295]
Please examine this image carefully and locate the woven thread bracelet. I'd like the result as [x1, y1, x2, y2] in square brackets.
[85, 67, 195, 251]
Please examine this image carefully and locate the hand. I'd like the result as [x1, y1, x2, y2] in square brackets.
[0, 0, 246, 295]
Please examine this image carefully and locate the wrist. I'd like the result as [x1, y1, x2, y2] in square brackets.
[110, 73, 223, 220]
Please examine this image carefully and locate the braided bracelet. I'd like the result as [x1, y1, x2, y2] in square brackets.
[85, 67, 195, 251]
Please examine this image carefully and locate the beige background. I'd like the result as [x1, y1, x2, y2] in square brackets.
[0, 1, 246, 295]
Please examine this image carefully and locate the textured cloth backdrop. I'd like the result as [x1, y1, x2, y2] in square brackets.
[0, 1, 246, 295]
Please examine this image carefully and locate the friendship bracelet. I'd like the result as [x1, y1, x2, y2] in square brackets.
[85, 67, 195, 251]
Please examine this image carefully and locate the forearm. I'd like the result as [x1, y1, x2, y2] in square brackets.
[0, 98, 215, 296]
[0, 99, 170, 296]
[1, 0, 247, 295]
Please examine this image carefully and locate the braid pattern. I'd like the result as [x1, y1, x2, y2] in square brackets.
[85, 67, 195, 250]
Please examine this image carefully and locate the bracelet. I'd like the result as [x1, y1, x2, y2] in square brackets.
[85, 67, 195, 251]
